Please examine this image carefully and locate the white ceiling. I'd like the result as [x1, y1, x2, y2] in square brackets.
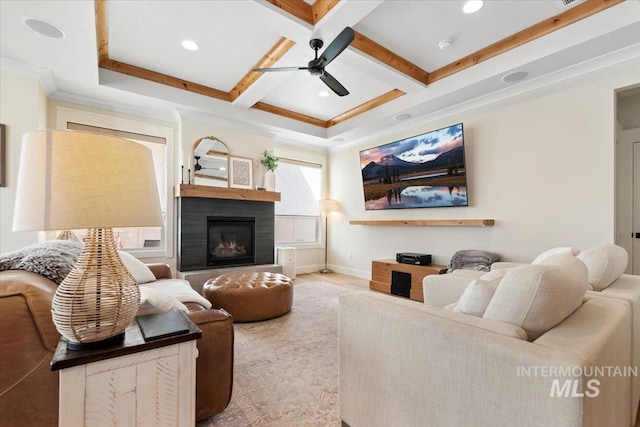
[1, 0, 640, 150]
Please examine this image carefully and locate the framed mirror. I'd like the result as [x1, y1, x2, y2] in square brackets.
[193, 136, 229, 187]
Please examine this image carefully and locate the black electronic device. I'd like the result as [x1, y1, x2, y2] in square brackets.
[396, 252, 432, 266]
[391, 271, 411, 298]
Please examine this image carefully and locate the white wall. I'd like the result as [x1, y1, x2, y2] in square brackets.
[328, 58, 640, 279]
[0, 71, 47, 253]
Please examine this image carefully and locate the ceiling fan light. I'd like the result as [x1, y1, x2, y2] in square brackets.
[319, 91, 330, 97]
[462, 0, 483, 14]
[181, 39, 199, 51]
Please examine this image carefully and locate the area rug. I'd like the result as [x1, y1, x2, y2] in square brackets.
[197, 281, 355, 427]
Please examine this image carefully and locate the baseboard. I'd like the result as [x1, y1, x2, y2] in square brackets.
[296, 264, 325, 275]
[330, 264, 370, 280]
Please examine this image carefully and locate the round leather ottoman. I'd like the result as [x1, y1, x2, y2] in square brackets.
[203, 272, 293, 322]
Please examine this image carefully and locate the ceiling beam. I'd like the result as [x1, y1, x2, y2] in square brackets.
[93, 0, 624, 134]
[253, 102, 327, 127]
[264, 0, 340, 25]
[351, 32, 429, 85]
[229, 37, 296, 102]
[428, 0, 625, 84]
[265, 0, 314, 25]
[99, 59, 232, 102]
[311, 0, 340, 24]
[326, 89, 405, 127]
[95, 0, 109, 63]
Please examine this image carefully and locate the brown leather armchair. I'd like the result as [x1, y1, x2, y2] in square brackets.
[0, 264, 233, 426]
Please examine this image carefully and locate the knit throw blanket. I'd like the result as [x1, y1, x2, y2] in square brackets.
[0, 240, 83, 285]
[448, 249, 500, 273]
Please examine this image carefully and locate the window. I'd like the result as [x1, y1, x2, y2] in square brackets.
[274, 159, 322, 244]
[66, 122, 167, 251]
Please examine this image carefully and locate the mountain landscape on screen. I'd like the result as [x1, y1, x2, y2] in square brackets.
[359, 123, 468, 210]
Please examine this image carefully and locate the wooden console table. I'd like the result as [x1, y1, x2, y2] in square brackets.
[370, 259, 447, 302]
[51, 311, 201, 427]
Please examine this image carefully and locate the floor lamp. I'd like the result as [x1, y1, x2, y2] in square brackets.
[319, 199, 339, 274]
[12, 130, 163, 350]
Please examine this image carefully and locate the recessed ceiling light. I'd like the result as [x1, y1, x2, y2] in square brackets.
[318, 90, 330, 97]
[181, 40, 199, 51]
[501, 71, 529, 83]
[23, 18, 64, 38]
[394, 113, 412, 121]
[462, 0, 483, 14]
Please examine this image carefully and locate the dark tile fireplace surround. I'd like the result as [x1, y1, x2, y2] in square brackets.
[177, 197, 275, 272]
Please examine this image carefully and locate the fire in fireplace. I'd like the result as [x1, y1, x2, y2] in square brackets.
[207, 216, 255, 266]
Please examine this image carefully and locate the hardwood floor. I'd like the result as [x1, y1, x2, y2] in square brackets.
[294, 271, 369, 292]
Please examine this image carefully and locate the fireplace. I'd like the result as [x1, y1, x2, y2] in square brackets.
[178, 197, 274, 272]
[207, 216, 255, 267]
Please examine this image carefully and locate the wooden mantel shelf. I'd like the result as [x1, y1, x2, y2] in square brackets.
[349, 219, 495, 227]
[174, 184, 281, 202]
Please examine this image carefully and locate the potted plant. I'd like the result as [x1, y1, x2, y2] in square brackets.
[259, 150, 278, 191]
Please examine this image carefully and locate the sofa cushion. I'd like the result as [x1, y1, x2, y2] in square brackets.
[118, 251, 157, 284]
[138, 286, 188, 316]
[483, 254, 588, 341]
[453, 269, 508, 317]
[577, 244, 628, 291]
[531, 247, 579, 265]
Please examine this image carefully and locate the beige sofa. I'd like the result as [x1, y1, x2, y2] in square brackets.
[423, 245, 640, 423]
[339, 247, 638, 427]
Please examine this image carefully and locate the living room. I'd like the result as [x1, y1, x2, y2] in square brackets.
[1, 1, 640, 426]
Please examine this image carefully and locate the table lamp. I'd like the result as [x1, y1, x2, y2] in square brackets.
[13, 130, 163, 349]
[319, 199, 339, 274]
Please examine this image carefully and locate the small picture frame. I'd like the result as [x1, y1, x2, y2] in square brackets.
[229, 156, 253, 189]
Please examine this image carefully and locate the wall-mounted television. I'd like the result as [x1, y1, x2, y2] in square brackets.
[359, 123, 467, 210]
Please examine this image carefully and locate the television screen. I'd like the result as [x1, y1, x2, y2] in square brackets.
[359, 123, 467, 210]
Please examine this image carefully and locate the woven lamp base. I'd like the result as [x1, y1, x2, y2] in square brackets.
[52, 228, 139, 347]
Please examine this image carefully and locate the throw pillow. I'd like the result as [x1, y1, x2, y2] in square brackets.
[453, 269, 509, 317]
[118, 251, 157, 284]
[0, 240, 83, 284]
[577, 244, 628, 291]
[137, 286, 188, 317]
[483, 254, 588, 341]
[531, 247, 579, 265]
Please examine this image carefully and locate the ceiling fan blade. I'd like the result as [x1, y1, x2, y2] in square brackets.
[319, 27, 355, 66]
[252, 66, 308, 72]
[319, 71, 349, 97]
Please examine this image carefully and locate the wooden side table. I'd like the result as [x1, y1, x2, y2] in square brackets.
[370, 259, 447, 302]
[51, 311, 202, 427]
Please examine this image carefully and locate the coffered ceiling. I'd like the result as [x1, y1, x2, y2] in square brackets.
[1, 0, 639, 148]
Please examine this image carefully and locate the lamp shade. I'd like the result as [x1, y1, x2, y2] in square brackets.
[319, 198, 339, 212]
[13, 130, 163, 231]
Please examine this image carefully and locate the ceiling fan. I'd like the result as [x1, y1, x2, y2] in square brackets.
[253, 27, 355, 97]
[194, 156, 225, 172]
